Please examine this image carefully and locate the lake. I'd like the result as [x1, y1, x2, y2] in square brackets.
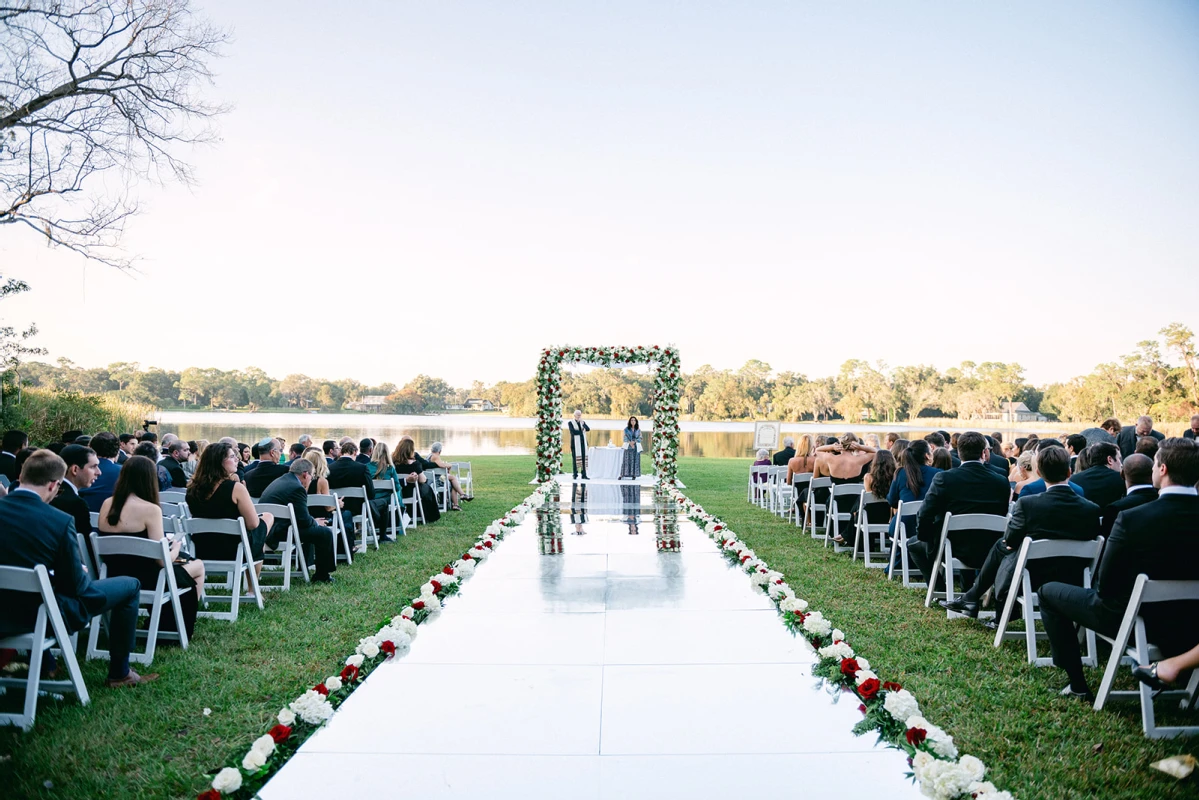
[157, 412, 1065, 458]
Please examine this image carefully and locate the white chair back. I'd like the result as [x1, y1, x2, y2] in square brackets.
[826, 483, 863, 552]
[254, 502, 308, 590]
[426, 467, 450, 512]
[160, 490, 188, 504]
[888, 499, 924, 587]
[450, 461, 473, 498]
[332, 487, 379, 551]
[372, 480, 402, 536]
[308, 494, 352, 565]
[853, 490, 892, 568]
[186, 517, 262, 621]
[924, 513, 1009, 608]
[803, 477, 833, 538]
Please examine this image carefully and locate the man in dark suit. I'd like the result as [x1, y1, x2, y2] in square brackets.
[328, 441, 389, 536]
[160, 439, 190, 490]
[1065, 434, 1088, 474]
[322, 440, 340, 466]
[80, 432, 122, 513]
[908, 432, 1012, 586]
[1039, 437, 1199, 701]
[984, 436, 1009, 476]
[356, 438, 374, 465]
[0, 451, 155, 687]
[260, 460, 336, 583]
[1019, 440, 1085, 499]
[941, 446, 1099, 617]
[1184, 414, 1199, 442]
[1069, 442, 1126, 512]
[772, 437, 795, 467]
[1100, 453, 1157, 538]
[0, 430, 28, 483]
[1117, 415, 1165, 459]
[117, 433, 138, 465]
[245, 437, 289, 497]
[51, 445, 99, 538]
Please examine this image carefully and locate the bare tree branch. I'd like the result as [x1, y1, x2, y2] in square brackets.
[0, 0, 229, 268]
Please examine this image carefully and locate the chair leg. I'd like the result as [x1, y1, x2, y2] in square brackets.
[23, 613, 47, 730]
[139, 589, 163, 665]
[1094, 609, 1138, 711]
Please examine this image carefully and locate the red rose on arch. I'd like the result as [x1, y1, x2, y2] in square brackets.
[314, 683, 329, 696]
[380, 640, 397, 657]
[883, 681, 903, 692]
[858, 678, 881, 701]
[840, 658, 860, 676]
[269, 724, 292, 743]
[340, 664, 360, 683]
[905, 727, 927, 746]
[197, 791, 222, 800]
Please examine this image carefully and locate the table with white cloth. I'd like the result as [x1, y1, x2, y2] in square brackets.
[585, 446, 624, 479]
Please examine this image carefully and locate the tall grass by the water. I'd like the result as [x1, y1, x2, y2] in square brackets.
[1, 387, 158, 444]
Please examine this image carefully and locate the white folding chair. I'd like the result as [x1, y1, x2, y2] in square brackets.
[887, 499, 924, 587]
[789, 472, 812, 525]
[372, 480, 402, 536]
[308, 494, 352, 565]
[332, 487, 379, 551]
[802, 477, 833, 538]
[0, 565, 90, 731]
[451, 461, 473, 498]
[1093, 575, 1199, 738]
[427, 468, 450, 513]
[825, 483, 862, 552]
[853, 490, 892, 569]
[924, 513, 1010, 609]
[87, 534, 191, 664]
[401, 479, 426, 527]
[992, 536, 1104, 666]
[254, 502, 309, 591]
[160, 490, 188, 504]
[187, 517, 263, 622]
[749, 465, 770, 505]
[767, 467, 790, 515]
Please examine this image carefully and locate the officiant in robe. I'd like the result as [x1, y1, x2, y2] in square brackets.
[568, 409, 590, 480]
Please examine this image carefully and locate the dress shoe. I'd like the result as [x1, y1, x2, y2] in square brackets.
[982, 619, 1000, 631]
[938, 598, 979, 618]
[1131, 662, 1170, 692]
[378, 535, 396, 544]
[105, 669, 160, 688]
[1059, 684, 1095, 703]
[313, 575, 336, 584]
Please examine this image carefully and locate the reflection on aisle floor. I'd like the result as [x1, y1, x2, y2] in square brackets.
[260, 479, 923, 800]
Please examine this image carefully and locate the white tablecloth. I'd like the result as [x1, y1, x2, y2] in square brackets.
[586, 446, 624, 479]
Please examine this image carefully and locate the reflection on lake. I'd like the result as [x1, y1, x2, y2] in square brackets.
[159, 412, 1065, 459]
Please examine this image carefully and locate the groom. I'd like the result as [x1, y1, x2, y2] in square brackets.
[568, 409, 590, 480]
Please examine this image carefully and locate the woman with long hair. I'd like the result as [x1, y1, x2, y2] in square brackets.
[98, 455, 204, 637]
[785, 434, 817, 485]
[886, 439, 939, 541]
[302, 448, 332, 494]
[368, 440, 401, 492]
[186, 441, 272, 590]
[889, 438, 911, 465]
[864, 449, 897, 499]
[393, 436, 441, 523]
[931, 447, 953, 471]
[621, 416, 642, 479]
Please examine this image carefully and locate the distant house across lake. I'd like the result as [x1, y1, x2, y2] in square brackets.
[974, 401, 1047, 423]
[346, 395, 388, 412]
[445, 398, 496, 411]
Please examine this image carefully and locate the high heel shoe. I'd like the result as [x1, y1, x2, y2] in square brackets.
[1131, 662, 1171, 693]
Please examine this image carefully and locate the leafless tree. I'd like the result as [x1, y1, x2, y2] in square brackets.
[1, 0, 229, 268]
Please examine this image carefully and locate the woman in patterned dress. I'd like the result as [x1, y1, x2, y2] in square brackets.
[621, 416, 642, 479]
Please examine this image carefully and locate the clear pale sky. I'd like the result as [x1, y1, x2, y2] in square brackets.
[2, 0, 1197, 388]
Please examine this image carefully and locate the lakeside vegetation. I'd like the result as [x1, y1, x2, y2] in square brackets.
[9, 324, 1199, 429]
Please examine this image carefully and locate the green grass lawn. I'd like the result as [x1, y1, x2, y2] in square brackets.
[3, 455, 1196, 799]
[682, 457, 1199, 800]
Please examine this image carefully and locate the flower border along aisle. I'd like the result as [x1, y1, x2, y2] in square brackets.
[196, 483, 556, 800]
[534, 345, 683, 483]
[663, 485, 1016, 800]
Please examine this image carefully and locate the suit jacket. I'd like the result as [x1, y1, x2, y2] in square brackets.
[772, 447, 795, 467]
[1019, 478, 1084, 500]
[988, 453, 1010, 476]
[245, 461, 290, 498]
[914, 461, 1011, 566]
[1095, 492, 1199, 654]
[1100, 487, 1158, 539]
[116, 450, 128, 465]
[0, 452, 17, 482]
[327, 456, 376, 515]
[1117, 425, 1165, 459]
[51, 483, 93, 538]
[568, 421, 590, 455]
[161, 456, 188, 491]
[1184, 429, 1199, 441]
[997, 485, 1100, 592]
[0, 490, 106, 635]
[1069, 465, 1127, 512]
[260, 473, 320, 537]
[355, 453, 371, 465]
[79, 458, 121, 514]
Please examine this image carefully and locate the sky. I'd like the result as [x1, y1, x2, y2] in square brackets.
[2, 0, 1197, 388]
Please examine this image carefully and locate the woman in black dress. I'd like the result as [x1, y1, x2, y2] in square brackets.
[98, 455, 204, 637]
[186, 442, 272, 588]
[393, 437, 441, 523]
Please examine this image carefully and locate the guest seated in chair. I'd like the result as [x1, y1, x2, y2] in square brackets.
[260, 459, 337, 583]
[329, 441, 391, 537]
[1039, 437, 1199, 702]
[160, 439, 190, 489]
[0, 450, 158, 687]
[186, 442, 271, 590]
[772, 437, 795, 467]
[813, 433, 876, 484]
[52, 444, 100, 539]
[427, 442, 469, 504]
[1068, 442, 1126, 512]
[367, 440, 409, 529]
[394, 437, 441, 524]
[1100, 453, 1157, 538]
[134, 441, 173, 491]
[244, 437, 289, 498]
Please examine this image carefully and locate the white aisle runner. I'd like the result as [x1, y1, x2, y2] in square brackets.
[261, 482, 922, 799]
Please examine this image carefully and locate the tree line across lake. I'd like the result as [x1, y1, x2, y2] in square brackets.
[13, 323, 1199, 425]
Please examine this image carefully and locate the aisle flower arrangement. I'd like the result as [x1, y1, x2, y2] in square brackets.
[662, 485, 1015, 800]
[196, 483, 557, 800]
[534, 345, 682, 483]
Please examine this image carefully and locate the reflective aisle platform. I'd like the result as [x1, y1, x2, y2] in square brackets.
[261, 481, 922, 800]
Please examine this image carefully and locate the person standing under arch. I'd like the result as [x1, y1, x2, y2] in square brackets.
[568, 410, 590, 480]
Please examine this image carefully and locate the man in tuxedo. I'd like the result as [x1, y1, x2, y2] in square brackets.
[51, 444, 99, 538]
[322, 440, 340, 466]
[245, 437, 289, 497]
[908, 432, 1011, 587]
[1040, 437, 1199, 701]
[117, 433, 138, 465]
[1065, 434, 1088, 473]
[1117, 415, 1164, 459]
[568, 409, 590, 480]
[328, 441, 390, 540]
[0, 430, 28, 483]
[1100, 453, 1157, 538]
[1018, 440, 1084, 499]
[287, 442, 306, 463]
[80, 432, 122, 513]
[772, 437, 795, 467]
[0, 451, 156, 687]
[941, 446, 1099, 618]
[260, 459, 336, 583]
[1184, 415, 1199, 442]
[1069, 442, 1126, 512]
[160, 439, 190, 489]
[356, 439, 373, 465]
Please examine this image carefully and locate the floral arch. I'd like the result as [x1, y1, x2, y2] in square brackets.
[535, 346, 682, 483]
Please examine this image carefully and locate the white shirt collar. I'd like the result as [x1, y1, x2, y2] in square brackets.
[63, 480, 81, 495]
[1159, 486, 1198, 497]
[1126, 484, 1154, 495]
[12, 487, 42, 499]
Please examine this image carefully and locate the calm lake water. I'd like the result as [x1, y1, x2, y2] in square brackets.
[158, 412, 1064, 458]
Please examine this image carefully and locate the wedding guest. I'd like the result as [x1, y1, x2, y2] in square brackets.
[357, 438, 373, 465]
[322, 440, 339, 465]
[885, 432, 900, 449]
[98, 455, 203, 638]
[813, 433, 876, 484]
[751, 448, 771, 485]
[81, 432, 122, 513]
[1100, 417, 1122, 439]
[428, 442, 470, 503]
[1019, 440, 1084, 499]
[1001, 441, 1017, 464]
[772, 436, 795, 467]
[785, 435, 818, 486]
[1117, 415, 1164, 459]
[367, 440, 400, 490]
[52, 445, 100, 540]
[1013, 437, 1029, 457]
[0, 450, 156, 687]
[931, 447, 953, 471]
[1100, 453, 1157, 538]
[1066, 434, 1088, 473]
[186, 442, 271, 588]
[259, 459, 336, 583]
[287, 442, 306, 462]
[1184, 415, 1199, 441]
[1039, 437, 1199, 701]
[0, 430, 28, 482]
[161, 439, 190, 489]
[394, 437, 441, 523]
[863, 449, 896, 499]
[889, 440, 937, 507]
[183, 440, 204, 481]
[329, 441, 389, 531]
[1010, 450, 1037, 496]
[984, 436, 1009, 474]
[1068, 442, 1125, 511]
[118, 433, 138, 464]
[238, 442, 252, 466]
[134, 442, 172, 491]
[245, 437, 289, 498]
[1133, 642, 1199, 692]
[622, 416, 643, 479]
[1135, 436, 1160, 459]
[297, 434, 314, 451]
[889, 438, 911, 464]
[302, 448, 332, 496]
